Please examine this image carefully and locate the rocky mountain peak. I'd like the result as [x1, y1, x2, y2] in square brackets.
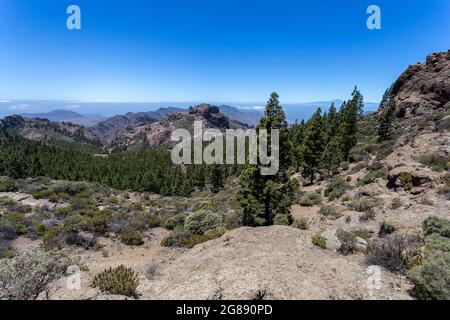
[391, 50, 450, 119]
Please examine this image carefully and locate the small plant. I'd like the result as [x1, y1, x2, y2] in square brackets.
[184, 210, 222, 234]
[292, 218, 309, 230]
[0, 249, 80, 300]
[120, 228, 144, 246]
[337, 229, 357, 255]
[415, 153, 450, 172]
[422, 216, 450, 238]
[163, 213, 186, 230]
[324, 177, 349, 201]
[366, 235, 419, 273]
[312, 234, 326, 249]
[359, 209, 376, 221]
[419, 197, 434, 206]
[391, 198, 403, 210]
[351, 196, 379, 213]
[298, 192, 322, 206]
[379, 221, 396, 236]
[273, 214, 290, 225]
[92, 265, 139, 297]
[409, 217, 450, 300]
[319, 205, 342, 220]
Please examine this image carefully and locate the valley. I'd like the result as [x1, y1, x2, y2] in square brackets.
[0, 50, 449, 301]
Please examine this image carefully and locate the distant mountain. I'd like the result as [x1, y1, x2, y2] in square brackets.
[0, 115, 102, 150]
[94, 106, 227, 144]
[109, 104, 249, 151]
[21, 109, 106, 127]
[218, 105, 261, 126]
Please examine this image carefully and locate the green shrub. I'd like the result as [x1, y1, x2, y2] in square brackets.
[184, 211, 222, 234]
[352, 228, 374, 240]
[422, 216, 450, 238]
[92, 265, 139, 297]
[351, 196, 379, 212]
[43, 227, 66, 251]
[69, 197, 96, 211]
[292, 218, 309, 230]
[379, 221, 396, 236]
[319, 205, 342, 220]
[273, 214, 290, 225]
[163, 213, 186, 230]
[336, 229, 357, 255]
[161, 231, 207, 248]
[0, 249, 80, 300]
[0, 177, 16, 192]
[3, 213, 30, 236]
[409, 234, 450, 300]
[120, 228, 144, 246]
[366, 235, 419, 273]
[359, 209, 376, 221]
[223, 211, 243, 230]
[324, 177, 349, 201]
[298, 192, 322, 206]
[337, 228, 372, 255]
[203, 227, 227, 240]
[312, 234, 326, 249]
[85, 211, 112, 235]
[415, 153, 450, 172]
[391, 198, 403, 209]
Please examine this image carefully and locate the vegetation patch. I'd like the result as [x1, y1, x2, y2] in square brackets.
[92, 265, 139, 298]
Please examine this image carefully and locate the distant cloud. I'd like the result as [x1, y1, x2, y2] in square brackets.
[8, 104, 32, 110]
[0, 100, 11, 103]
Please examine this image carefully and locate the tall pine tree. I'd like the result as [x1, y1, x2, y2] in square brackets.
[300, 108, 326, 183]
[238, 92, 297, 226]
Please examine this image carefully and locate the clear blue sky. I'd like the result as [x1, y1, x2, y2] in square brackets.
[0, 0, 449, 103]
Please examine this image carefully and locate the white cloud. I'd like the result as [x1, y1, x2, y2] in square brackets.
[0, 100, 11, 103]
[8, 104, 32, 110]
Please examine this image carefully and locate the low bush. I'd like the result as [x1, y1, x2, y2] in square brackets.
[319, 206, 342, 220]
[391, 198, 403, 210]
[379, 221, 396, 236]
[163, 213, 186, 230]
[351, 196, 379, 213]
[292, 218, 309, 230]
[2, 213, 31, 236]
[184, 211, 222, 234]
[312, 234, 326, 249]
[223, 211, 243, 230]
[337, 228, 373, 255]
[409, 233, 450, 300]
[415, 153, 450, 172]
[273, 214, 290, 225]
[422, 216, 450, 238]
[324, 177, 349, 201]
[0, 249, 79, 300]
[366, 235, 420, 273]
[161, 231, 207, 248]
[92, 265, 139, 297]
[0, 177, 16, 192]
[298, 192, 322, 207]
[120, 228, 144, 246]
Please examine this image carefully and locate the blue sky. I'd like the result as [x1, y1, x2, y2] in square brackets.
[0, 0, 449, 104]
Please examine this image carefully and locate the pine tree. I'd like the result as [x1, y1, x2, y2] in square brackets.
[290, 119, 306, 172]
[352, 86, 365, 118]
[377, 87, 395, 142]
[237, 92, 297, 226]
[300, 108, 326, 184]
[321, 103, 342, 175]
[338, 97, 359, 161]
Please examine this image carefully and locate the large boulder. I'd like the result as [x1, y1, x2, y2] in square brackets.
[144, 226, 411, 300]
